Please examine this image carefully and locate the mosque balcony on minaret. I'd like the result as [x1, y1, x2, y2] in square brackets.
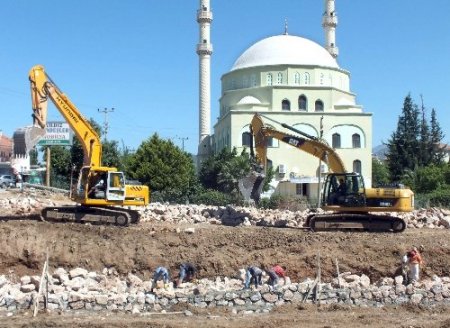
[326, 45, 339, 58]
[197, 9, 213, 23]
[322, 15, 338, 27]
[196, 43, 213, 55]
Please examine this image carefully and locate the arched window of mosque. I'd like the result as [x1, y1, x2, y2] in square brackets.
[267, 159, 273, 170]
[320, 73, 324, 85]
[304, 72, 310, 85]
[251, 74, 257, 87]
[315, 100, 324, 112]
[298, 95, 307, 111]
[332, 133, 341, 148]
[242, 132, 252, 146]
[282, 99, 291, 111]
[352, 133, 361, 148]
[277, 72, 283, 85]
[353, 160, 362, 174]
[294, 72, 301, 85]
[267, 73, 273, 86]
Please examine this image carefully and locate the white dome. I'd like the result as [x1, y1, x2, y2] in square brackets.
[231, 35, 339, 71]
[237, 96, 261, 105]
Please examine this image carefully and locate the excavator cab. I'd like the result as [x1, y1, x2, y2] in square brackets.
[322, 173, 366, 208]
[75, 166, 125, 203]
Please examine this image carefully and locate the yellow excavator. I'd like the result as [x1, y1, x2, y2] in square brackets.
[245, 113, 414, 232]
[14, 65, 149, 226]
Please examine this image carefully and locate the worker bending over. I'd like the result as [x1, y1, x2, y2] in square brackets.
[244, 266, 263, 289]
[151, 266, 170, 291]
[266, 264, 287, 288]
[177, 262, 196, 287]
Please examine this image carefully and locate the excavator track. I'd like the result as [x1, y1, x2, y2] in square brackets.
[41, 206, 140, 227]
[307, 213, 406, 233]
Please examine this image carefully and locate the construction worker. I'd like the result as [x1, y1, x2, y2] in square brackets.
[177, 262, 196, 287]
[243, 266, 263, 289]
[151, 266, 170, 291]
[402, 247, 424, 283]
[266, 264, 287, 287]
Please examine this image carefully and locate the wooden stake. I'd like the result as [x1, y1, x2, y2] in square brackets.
[33, 249, 50, 317]
[315, 252, 321, 303]
[335, 258, 341, 289]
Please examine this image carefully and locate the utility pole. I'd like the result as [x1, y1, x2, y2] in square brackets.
[97, 107, 115, 140]
[178, 136, 189, 151]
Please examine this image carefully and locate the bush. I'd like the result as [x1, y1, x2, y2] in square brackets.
[190, 189, 234, 206]
[258, 194, 309, 211]
[428, 189, 450, 208]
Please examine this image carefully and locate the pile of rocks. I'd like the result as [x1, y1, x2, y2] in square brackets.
[138, 203, 450, 230]
[1, 190, 450, 230]
[0, 267, 449, 314]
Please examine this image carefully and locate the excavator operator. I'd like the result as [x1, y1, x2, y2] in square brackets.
[88, 173, 107, 199]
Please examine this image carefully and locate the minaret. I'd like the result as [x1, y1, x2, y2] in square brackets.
[322, 0, 339, 58]
[197, 0, 213, 158]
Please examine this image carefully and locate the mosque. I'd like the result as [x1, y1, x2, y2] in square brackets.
[197, 0, 372, 200]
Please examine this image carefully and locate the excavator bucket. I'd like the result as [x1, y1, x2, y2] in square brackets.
[13, 126, 45, 156]
[238, 170, 265, 204]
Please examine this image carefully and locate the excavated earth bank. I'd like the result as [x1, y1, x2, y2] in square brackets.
[0, 189, 449, 327]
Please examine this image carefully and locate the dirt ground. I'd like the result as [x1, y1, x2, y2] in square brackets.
[0, 190, 450, 327]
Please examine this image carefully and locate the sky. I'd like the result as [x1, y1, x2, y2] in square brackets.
[1, 0, 450, 155]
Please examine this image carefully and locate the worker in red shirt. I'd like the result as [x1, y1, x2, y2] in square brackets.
[402, 247, 424, 283]
[266, 264, 287, 287]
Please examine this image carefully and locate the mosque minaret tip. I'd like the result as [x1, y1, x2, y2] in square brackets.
[197, 0, 213, 156]
[322, 0, 339, 58]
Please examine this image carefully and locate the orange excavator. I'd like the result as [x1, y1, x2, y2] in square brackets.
[244, 113, 414, 232]
[14, 65, 149, 226]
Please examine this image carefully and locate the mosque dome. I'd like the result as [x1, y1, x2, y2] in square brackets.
[231, 34, 339, 71]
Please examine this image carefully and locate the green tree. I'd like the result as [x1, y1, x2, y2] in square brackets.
[418, 96, 432, 166]
[430, 108, 446, 164]
[127, 134, 197, 203]
[198, 147, 237, 191]
[102, 140, 122, 169]
[46, 146, 72, 188]
[386, 94, 422, 181]
[371, 157, 389, 187]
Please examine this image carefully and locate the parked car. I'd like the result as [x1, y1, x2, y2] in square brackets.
[0, 175, 15, 188]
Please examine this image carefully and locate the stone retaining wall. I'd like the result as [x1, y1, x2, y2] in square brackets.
[1, 268, 449, 314]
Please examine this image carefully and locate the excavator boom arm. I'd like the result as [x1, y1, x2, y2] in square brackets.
[28, 65, 102, 166]
[251, 114, 346, 173]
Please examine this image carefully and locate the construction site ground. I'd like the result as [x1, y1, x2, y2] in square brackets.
[0, 190, 449, 327]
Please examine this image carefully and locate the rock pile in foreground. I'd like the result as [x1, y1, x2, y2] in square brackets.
[0, 267, 449, 315]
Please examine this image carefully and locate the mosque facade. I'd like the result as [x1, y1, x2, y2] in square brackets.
[199, 0, 373, 200]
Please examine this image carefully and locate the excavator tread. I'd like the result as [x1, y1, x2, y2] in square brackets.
[307, 212, 406, 233]
[41, 205, 140, 227]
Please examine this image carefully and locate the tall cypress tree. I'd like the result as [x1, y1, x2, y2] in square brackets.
[430, 108, 446, 164]
[386, 94, 421, 181]
[418, 95, 432, 166]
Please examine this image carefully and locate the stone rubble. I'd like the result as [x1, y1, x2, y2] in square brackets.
[0, 267, 449, 314]
[1, 191, 450, 230]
